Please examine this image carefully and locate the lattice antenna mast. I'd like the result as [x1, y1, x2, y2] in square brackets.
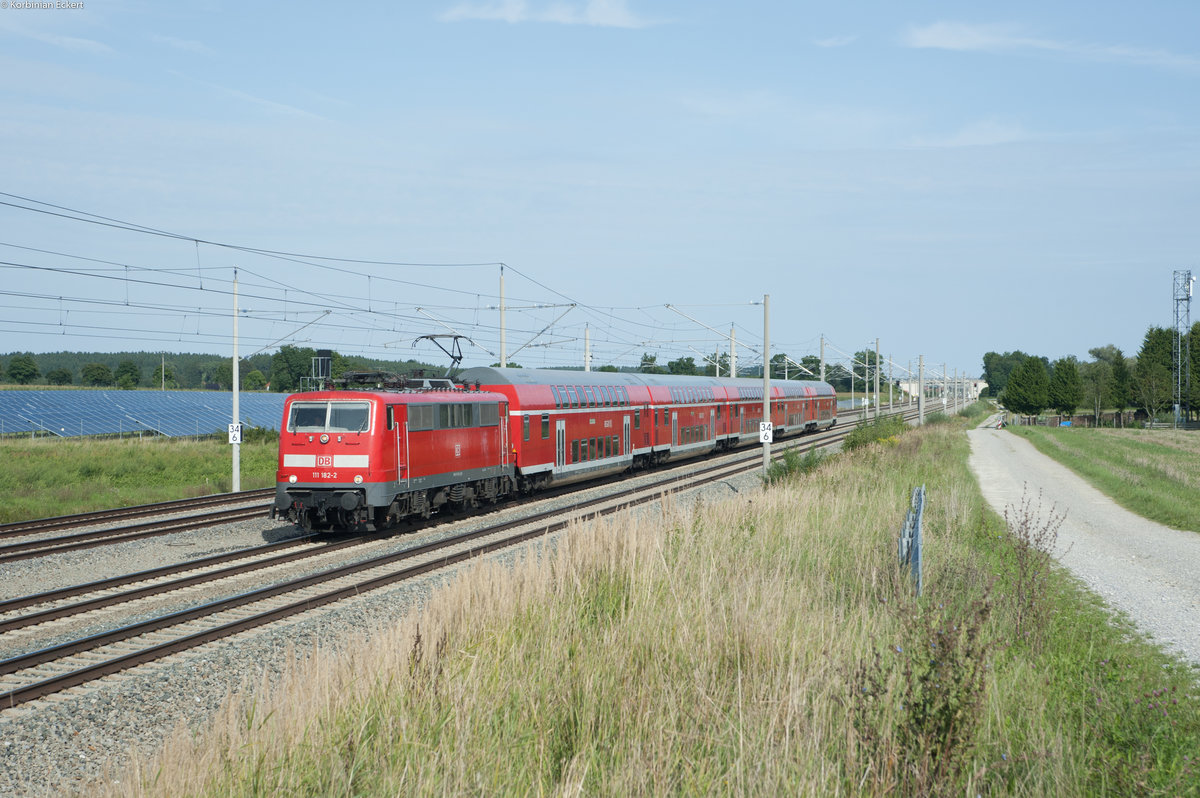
[1173, 270, 1194, 425]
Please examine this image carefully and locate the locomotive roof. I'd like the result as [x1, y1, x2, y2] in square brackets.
[458, 366, 835, 396]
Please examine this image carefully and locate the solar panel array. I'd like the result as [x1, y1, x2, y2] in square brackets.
[0, 390, 288, 438]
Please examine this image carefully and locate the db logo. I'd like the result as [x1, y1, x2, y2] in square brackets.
[317, 455, 334, 467]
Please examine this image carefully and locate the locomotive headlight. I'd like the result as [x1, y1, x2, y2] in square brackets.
[354, 475, 364, 484]
[289, 475, 298, 483]
[319, 434, 329, 444]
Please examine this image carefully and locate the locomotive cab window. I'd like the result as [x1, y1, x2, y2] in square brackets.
[288, 401, 370, 433]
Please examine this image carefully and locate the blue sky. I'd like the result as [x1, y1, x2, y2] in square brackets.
[1, 1, 1197, 382]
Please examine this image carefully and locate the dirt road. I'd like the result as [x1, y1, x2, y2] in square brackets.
[968, 419, 1200, 668]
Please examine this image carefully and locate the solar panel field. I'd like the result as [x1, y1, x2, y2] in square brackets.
[0, 390, 286, 438]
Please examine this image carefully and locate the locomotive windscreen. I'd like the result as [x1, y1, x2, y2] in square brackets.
[288, 401, 371, 433]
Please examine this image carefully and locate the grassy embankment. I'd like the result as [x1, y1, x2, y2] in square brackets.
[0, 435, 278, 523]
[1009, 425, 1200, 533]
[103, 411, 1199, 797]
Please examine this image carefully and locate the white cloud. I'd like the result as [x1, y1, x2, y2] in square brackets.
[0, 16, 113, 55]
[903, 21, 1200, 73]
[678, 89, 783, 119]
[169, 71, 323, 120]
[150, 34, 213, 56]
[440, 0, 656, 28]
[814, 34, 857, 49]
[909, 118, 1030, 149]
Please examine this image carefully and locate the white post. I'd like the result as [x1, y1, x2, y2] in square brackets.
[762, 294, 771, 476]
[874, 338, 881, 420]
[820, 334, 826, 382]
[499, 265, 506, 368]
[918, 355, 925, 426]
[232, 268, 241, 493]
[730, 326, 737, 378]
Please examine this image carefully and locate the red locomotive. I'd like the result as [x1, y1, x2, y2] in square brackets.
[273, 367, 836, 532]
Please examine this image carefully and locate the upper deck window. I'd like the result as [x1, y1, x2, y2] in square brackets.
[288, 401, 371, 433]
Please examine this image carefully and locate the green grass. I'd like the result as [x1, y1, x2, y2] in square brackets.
[122, 419, 1200, 797]
[0, 436, 279, 522]
[1008, 425, 1200, 533]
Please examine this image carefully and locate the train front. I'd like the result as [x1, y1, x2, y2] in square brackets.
[274, 392, 387, 532]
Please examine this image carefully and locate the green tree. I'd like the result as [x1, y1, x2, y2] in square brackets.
[596, 364, 619, 373]
[6, 353, 40, 384]
[1048, 357, 1083, 416]
[667, 356, 699, 375]
[45, 367, 73, 386]
[824, 363, 851, 391]
[1135, 327, 1174, 421]
[1080, 359, 1111, 425]
[213, 361, 233, 390]
[115, 360, 141, 388]
[1003, 355, 1050, 416]
[271, 345, 318, 392]
[151, 363, 178, 389]
[981, 351, 1031, 397]
[1110, 349, 1132, 423]
[639, 353, 664, 374]
[243, 369, 267, 390]
[80, 363, 114, 386]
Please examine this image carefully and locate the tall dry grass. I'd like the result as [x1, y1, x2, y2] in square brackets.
[95, 423, 1200, 797]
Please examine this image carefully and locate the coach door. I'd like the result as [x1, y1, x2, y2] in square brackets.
[671, 411, 678, 446]
[555, 419, 566, 468]
[500, 402, 509, 466]
[623, 415, 631, 456]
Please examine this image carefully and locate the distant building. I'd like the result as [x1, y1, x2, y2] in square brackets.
[895, 379, 988, 402]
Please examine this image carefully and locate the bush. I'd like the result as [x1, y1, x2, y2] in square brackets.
[763, 445, 824, 484]
[843, 414, 909, 451]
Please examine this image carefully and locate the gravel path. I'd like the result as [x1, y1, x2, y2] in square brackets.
[968, 417, 1200, 668]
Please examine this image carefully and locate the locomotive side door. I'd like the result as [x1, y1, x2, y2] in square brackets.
[555, 419, 566, 468]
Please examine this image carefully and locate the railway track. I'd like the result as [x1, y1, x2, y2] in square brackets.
[0, 503, 272, 564]
[0, 488, 275, 540]
[0, 403, 922, 710]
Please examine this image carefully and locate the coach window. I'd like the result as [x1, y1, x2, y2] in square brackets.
[522, 415, 530, 441]
[634, 410, 641, 429]
[662, 408, 669, 425]
[565, 386, 577, 408]
[572, 440, 580, 463]
[590, 437, 597, 460]
[542, 413, 550, 439]
[551, 386, 561, 408]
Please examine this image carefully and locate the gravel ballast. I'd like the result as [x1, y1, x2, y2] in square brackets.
[0, 468, 761, 797]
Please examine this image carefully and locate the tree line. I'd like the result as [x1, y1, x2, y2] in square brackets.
[0, 347, 438, 392]
[982, 323, 1199, 422]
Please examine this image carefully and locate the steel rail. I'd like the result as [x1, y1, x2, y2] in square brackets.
[0, 506, 269, 565]
[0, 489, 275, 539]
[0, 404, 922, 709]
